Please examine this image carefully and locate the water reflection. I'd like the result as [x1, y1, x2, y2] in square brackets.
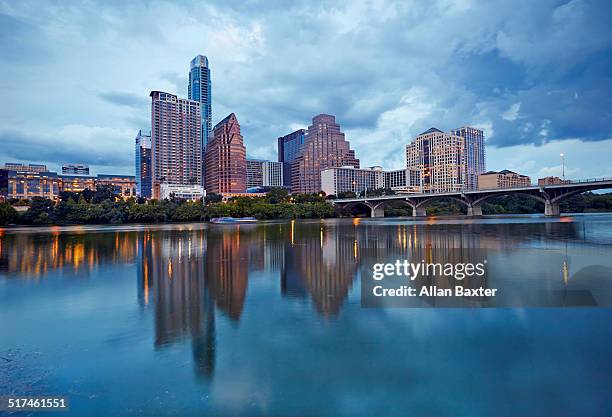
[0, 231, 138, 277]
[1, 217, 612, 415]
[1, 217, 609, 378]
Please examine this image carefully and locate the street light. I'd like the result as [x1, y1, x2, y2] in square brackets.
[560, 153, 565, 180]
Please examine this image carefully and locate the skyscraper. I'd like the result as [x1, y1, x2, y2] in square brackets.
[277, 129, 305, 189]
[405, 126, 485, 193]
[205, 113, 247, 194]
[150, 91, 202, 199]
[451, 126, 486, 190]
[188, 55, 212, 145]
[189, 55, 211, 187]
[135, 130, 152, 198]
[291, 114, 359, 194]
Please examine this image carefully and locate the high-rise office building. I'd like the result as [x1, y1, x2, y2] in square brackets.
[291, 114, 359, 194]
[188, 55, 212, 186]
[188, 55, 212, 145]
[278, 129, 305, 189]
[205, 113, 247, 194]
[406, 128, 464, 193]
[150, 91, 202, 199]
[246, 159, 264, 189]
[405, 126, 485, 193]
[451, 126, 486, 190]
[262, 161, 283, 187]
[135, 130, 152, 198]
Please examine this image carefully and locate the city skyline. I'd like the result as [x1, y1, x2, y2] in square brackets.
[1, 1, 611, 182]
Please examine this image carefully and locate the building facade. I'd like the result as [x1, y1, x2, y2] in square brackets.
[6, 170, 61, 200]
[188, 55, 212, 146]
[384, 168, 422, 193]
[2, 164, 136, 200]
[60, 175, 96, 193]
[205, 113, 247, 194]
[188, 55, 212, 185]
[406, 126, 485, 193]
[3, 163, 48, 173]
[159, 184, 205, 201]
[246, 159, 264, 189]
[406, 128, 465, 193]
[450, 126, 486, 190]
[96, 174, 137, 198]
[150, 91, 202, 199]
[0, 169, 8, 198]
[62, 164, 90, 176]
[320, 166, 422, 196]
[538, 176, 571, 186]
[135, 130, 152, 198]
[478, 170, 531, 189]
[262, 161, 283, 187]
[321, 166, 385, 196]
[278, 129, 305, 189]
[291, 114, 359, 194]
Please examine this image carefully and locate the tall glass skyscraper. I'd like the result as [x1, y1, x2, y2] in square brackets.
[135, 130, 152, 198]
[277, 129, 305, 189]
[188, 55, 212, 146]
[451, 126, 486, 191]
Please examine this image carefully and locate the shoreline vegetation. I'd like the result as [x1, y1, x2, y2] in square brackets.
[1, 186, 612, 226]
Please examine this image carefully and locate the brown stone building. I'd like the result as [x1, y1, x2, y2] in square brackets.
[538, 176, 571, 186]
[205, 113, 247, 194]
[478, 170, 531, 189]
[291, 114, 360, 194]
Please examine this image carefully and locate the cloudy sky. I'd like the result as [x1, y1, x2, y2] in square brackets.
[1, 0, 611, 180]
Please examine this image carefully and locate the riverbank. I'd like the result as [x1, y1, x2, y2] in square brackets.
[2, 190, 611, 226]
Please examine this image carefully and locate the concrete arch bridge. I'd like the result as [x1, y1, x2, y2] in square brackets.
[332, 179, 612, 218]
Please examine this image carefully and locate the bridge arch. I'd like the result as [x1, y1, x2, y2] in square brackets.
[415, 195, 470, 210]
[550, 185, 611, 203]
[471, 192, 547, 208]
[336, 199, 416, 218]
[340, 201, 375, 217]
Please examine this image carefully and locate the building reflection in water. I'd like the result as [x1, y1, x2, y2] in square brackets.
[0, 218, 593, 379]
[137, 228, 216, 380]
[281, 221, 358, 317]
[0, 230, 137, 277]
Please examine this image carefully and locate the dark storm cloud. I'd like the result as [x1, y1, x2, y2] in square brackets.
[0, 129, 132, 169]
[0, 0, 611, 172]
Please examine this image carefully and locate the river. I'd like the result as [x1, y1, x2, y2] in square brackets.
[1, 214, 612, 416]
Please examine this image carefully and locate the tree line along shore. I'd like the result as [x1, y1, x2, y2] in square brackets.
[1, 186, 611, 226]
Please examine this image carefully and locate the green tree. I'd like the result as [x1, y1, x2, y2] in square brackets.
[204, 193, 223, 204]
[21, 197, 55, 225]
[0, 203, 18, 225]
[265, 187, 289, 204]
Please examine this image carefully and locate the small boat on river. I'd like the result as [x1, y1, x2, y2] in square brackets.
[210, 217, 258, 224]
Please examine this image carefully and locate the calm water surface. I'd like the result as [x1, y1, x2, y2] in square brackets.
[1, 214, 612, 417]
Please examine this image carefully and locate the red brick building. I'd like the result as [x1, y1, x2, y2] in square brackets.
[205, 113, 247, 194]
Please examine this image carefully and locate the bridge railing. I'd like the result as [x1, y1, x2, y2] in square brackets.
[563, 177, 612, 184]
